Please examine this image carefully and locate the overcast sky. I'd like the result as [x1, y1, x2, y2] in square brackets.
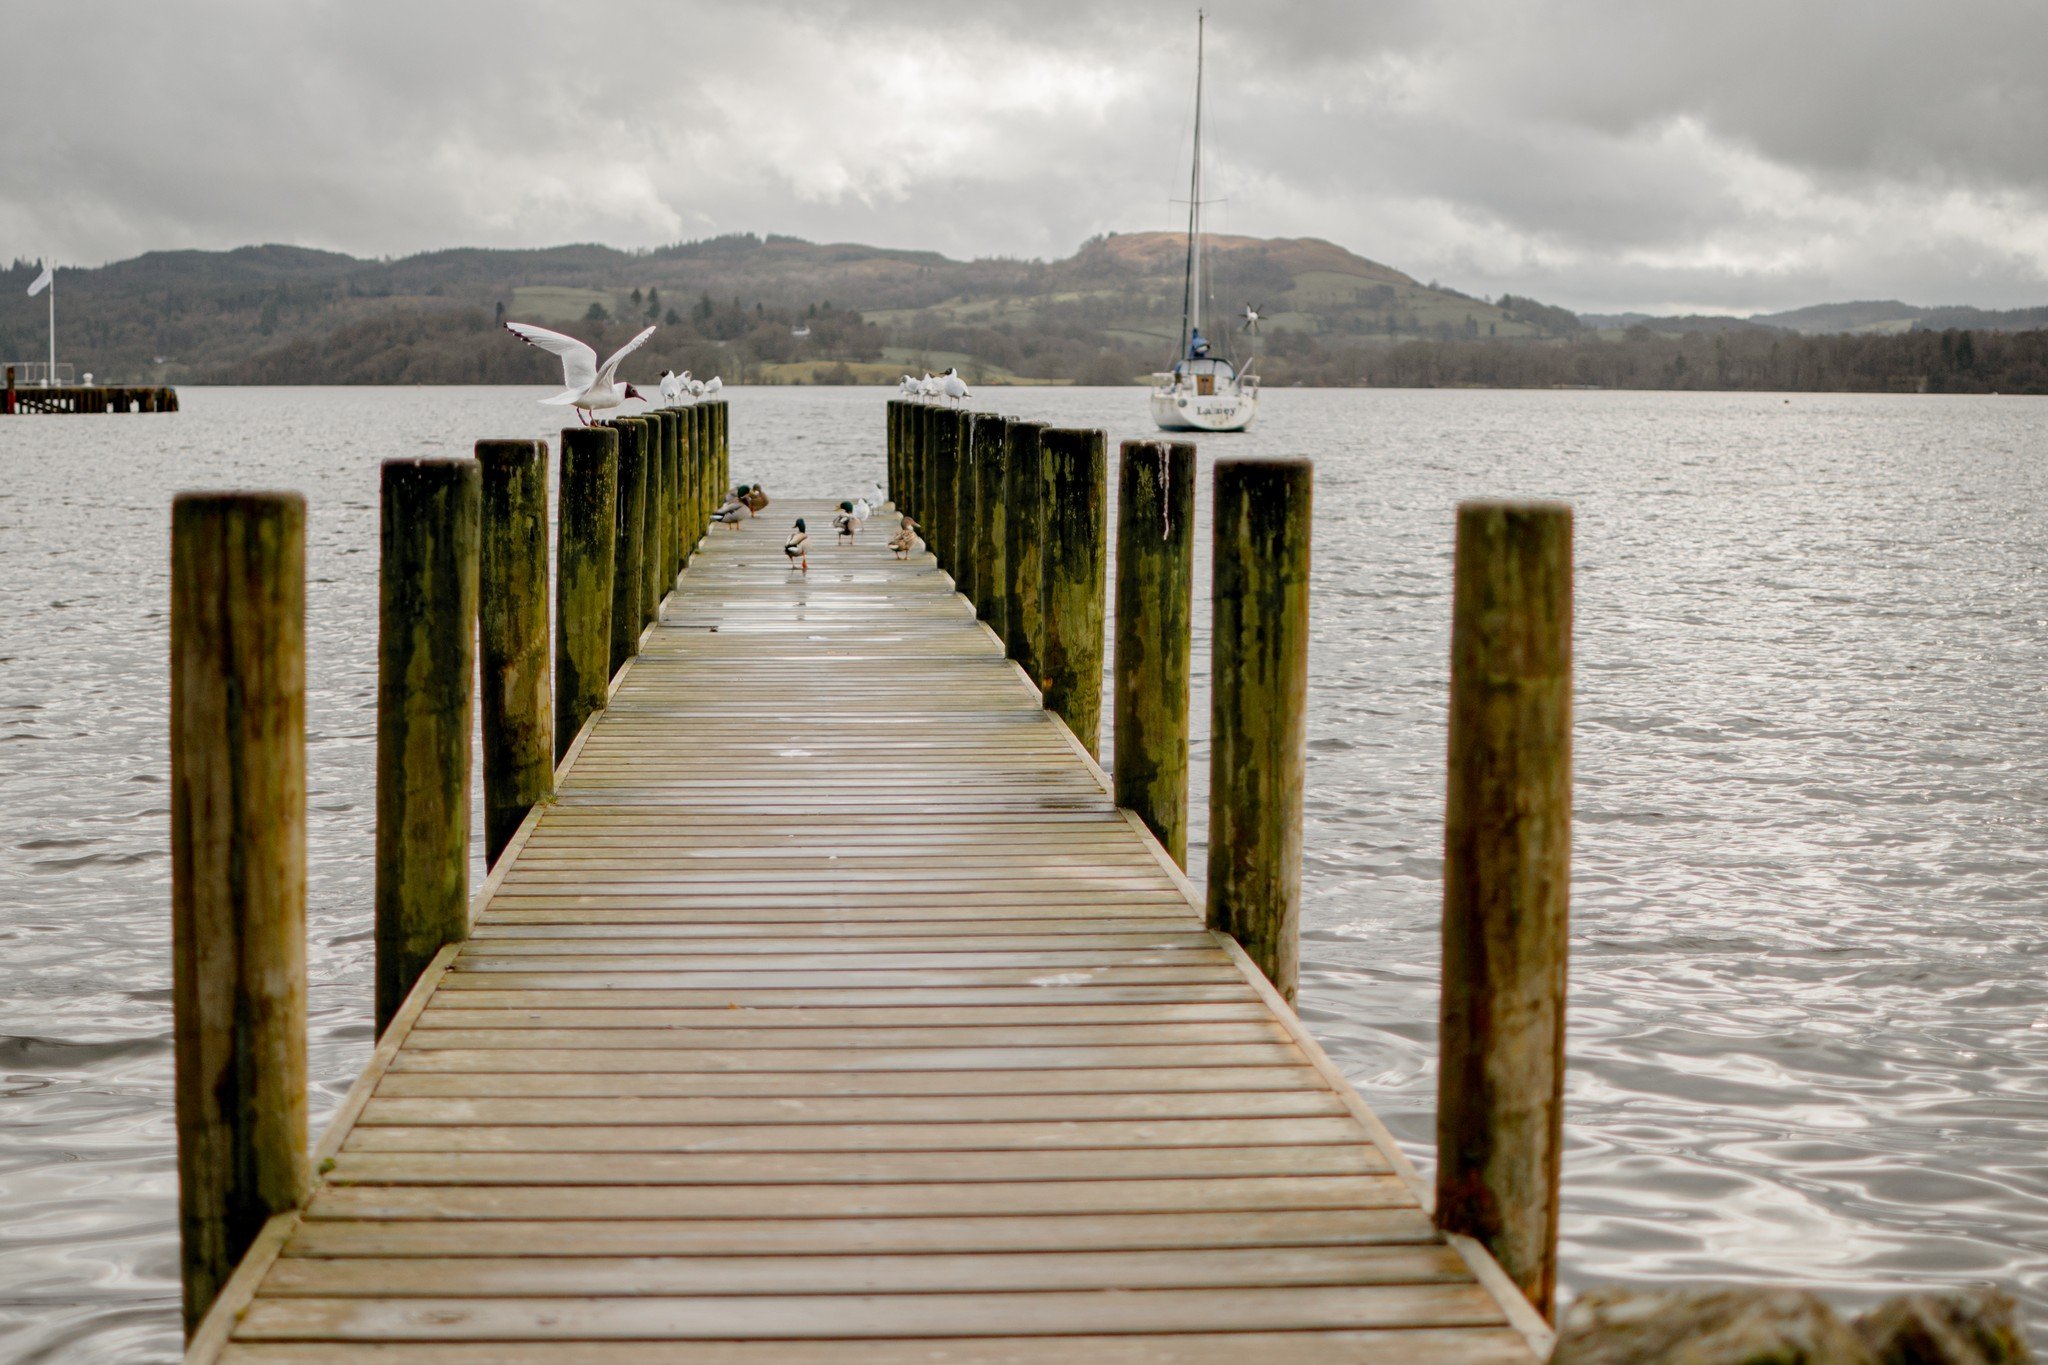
[9, 0, 2048, 314]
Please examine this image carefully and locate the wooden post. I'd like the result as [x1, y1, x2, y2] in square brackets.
[1039, 428, 1108, 757]
[973, 413, 1009, 639]
[956, 414, 983, 603]
[635, 417, 663, 628]
[927, 407, 954, 575]
[922, 405, 942, 543]
[676, 408, 695, 570]
[1435, 498, 1573, 1322]
[646, 412, 671, 605]
[1206, 457, 1312, 1001]
[904, 401, 923, 521]
[609, 418, 647, 676]
[715, 399, 729, 496]
[887, 400, 903, 511]
[555, 426, 617, 762]
[477, 440, 552, 867]
[1114, 439, 1196, 865]
[691, 406, 710, 533]
[374, 457, 480, 1037]
[1003, 420, 1048, 683]
[169, 491, 306, 1337]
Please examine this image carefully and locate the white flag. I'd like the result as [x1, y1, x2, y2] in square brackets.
[26, 263, 52, 296]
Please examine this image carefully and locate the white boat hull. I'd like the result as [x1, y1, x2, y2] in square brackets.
[1151, 386, 1258, 433]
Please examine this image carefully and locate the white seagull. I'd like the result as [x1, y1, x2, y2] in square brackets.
[658, 370, 683, 406]
[940, 368, 971, 404]
[505, 321, 655, 423]
[703, 376, 723, 398]
[687, 376, 706, 399]
[898, 375, 918, 397]
[919, 372, 942, 399]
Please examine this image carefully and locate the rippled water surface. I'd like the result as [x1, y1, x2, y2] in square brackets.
[3, 386, 2046, 1358]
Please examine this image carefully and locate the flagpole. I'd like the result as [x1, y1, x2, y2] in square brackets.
[48, 270, 55, 387]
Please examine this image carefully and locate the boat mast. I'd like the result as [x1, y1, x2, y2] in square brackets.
[1177, 12, 1204, 364]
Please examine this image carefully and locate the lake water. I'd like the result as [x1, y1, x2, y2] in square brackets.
[3, 385, 2046, 1359]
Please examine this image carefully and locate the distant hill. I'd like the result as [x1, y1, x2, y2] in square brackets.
[0, 233, 1575, 387]
[1751, 299, 2048, 335]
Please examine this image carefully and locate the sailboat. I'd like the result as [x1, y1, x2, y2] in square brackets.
[1151, 10, 1259, 433]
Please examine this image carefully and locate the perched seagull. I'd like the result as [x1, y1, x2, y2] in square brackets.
[851, 496, 873, 522]
[687, 377, 706, 399]
[866, 483, 888, 512]
[658, 370, 683, 406]
[920, 373, 942, 399]
[703, 376, 723, 398]
[505, 321, 655, 423]
[784, 518, 810, 573]
[940, 368, 971, 404]
[898, 375, 919, 397]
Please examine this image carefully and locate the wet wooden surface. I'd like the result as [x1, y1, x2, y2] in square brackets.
[198, 498, 1544, 1363]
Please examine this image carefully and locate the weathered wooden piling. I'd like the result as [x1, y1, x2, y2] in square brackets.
[1002, 419, 1048, 683]
[714, 399, 729, 495]
[930, 407, 960, 576]
[1436, 498, 1574, 1322]
[646, 413, 671, 614]
[169, 491, 307, 1337]
[1038, 428, 1108, 757]
[973, 412, 1009, 639]
[903, 401, 923, 521]
[675, 409, 696, 569]
[1206, 457, 1312, 1002]
[1114, 439, 1197, 865]
[886, 400, 903, 511]
[374, 458, 480, 1036]
[956, 413, 983, 603]
[476, 439, 552, 867]
[554, 426, 617, 762]
[608, 418, 648, 675]
[636, 417, 663, 628]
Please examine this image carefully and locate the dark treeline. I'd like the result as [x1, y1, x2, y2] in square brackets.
[1257, 325, 2048, 393]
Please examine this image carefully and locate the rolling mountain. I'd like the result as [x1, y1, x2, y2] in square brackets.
[0, 233, 1572, 387]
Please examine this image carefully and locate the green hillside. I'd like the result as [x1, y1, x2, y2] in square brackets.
[0, 232, 1573, 387]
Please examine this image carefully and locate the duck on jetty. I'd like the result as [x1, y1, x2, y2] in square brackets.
[744, 484, 770, 516]
[784, 518, 810, 572]
[713, 488, 747, 528]
[888, 514, 919, 560]
[833, 501, 861, 544]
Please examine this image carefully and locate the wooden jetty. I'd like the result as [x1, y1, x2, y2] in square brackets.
[174, 402, 1568, 1361]
[3, 365, 178, 413]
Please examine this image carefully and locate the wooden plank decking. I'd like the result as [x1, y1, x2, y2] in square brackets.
[195, 498, 1550, 1362]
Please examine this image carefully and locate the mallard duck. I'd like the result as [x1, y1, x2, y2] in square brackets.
[784, 518, 810, 572]
[833, 501, 861, 545]
[743, 484, 770, 516]
[887, 514, 918, 561]
[713, 486, 747, 528]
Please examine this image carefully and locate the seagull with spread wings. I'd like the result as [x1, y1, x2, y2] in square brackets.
[504, 321, 655, 423]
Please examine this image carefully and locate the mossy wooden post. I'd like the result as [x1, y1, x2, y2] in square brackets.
[635, 417, 663, 627]
[928, 407, 955, 575]
[691, 406, 710, 529]
[476, 439, 551, 868]
[1436, 498, 1574, 1322]
[973, 413, 1009, 639]
[169, 492, 307, 1338]
[647, 413, 671, 603]
[677, 409, 697, 568]
[1114, 439, 1196, 865]
[923, 405, 942, 542]
[715, 399, 729, 495]
[554, 426, 617, 762]
[885, 400, 899, 511]
[956, 413, 983, 602]
[906, 402, 925, 521]
[609, 419, 647, 676]
[374, 457, 480, 1037]
[1206, 457, 1312, 1001]
[1003, 420, 1048, 683]
[1039, 428, 1108, 757]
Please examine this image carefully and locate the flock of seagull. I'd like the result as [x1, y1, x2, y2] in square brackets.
[504, 317, 927, 574]
[503, 320, 720, 423]
[899, 369, 973, 404]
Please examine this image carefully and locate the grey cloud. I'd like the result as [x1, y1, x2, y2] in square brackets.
[5, 0, 2047, 313]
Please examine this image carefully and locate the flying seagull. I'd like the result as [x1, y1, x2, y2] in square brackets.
[504, 321, 654, 422]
